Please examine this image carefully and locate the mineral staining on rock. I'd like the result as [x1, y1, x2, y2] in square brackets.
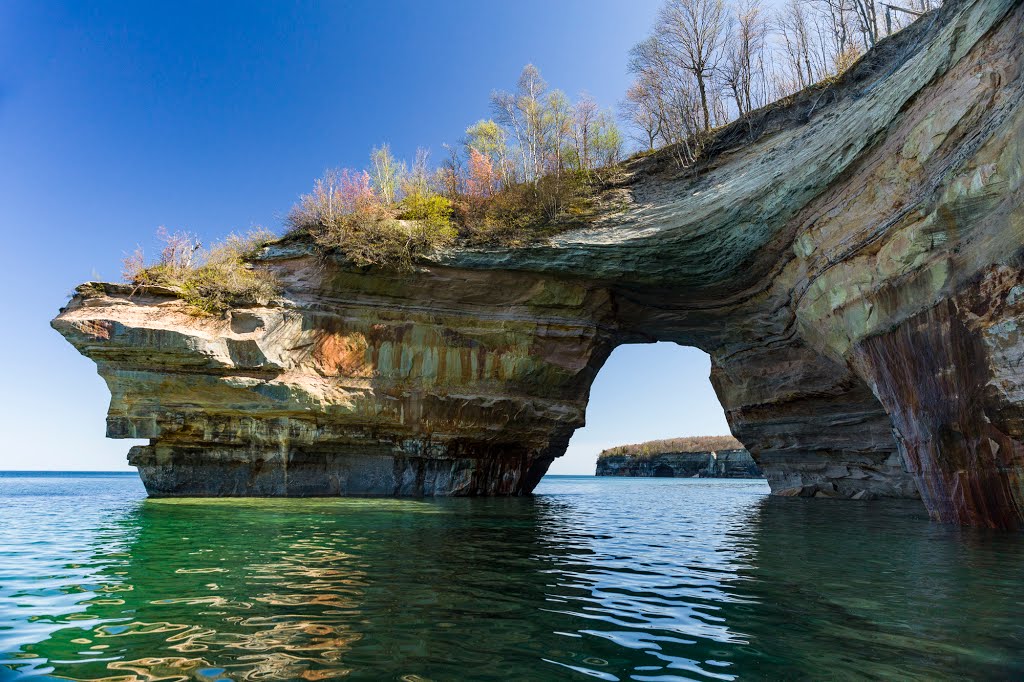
[56, 267, 612, 497]
[53, 0, 1024, 527]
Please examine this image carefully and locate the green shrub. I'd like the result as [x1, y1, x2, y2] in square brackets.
[124, 228, 279, 316]
[399, 192, 455, 233]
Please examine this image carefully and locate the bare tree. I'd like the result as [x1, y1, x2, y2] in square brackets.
[622, 77, 664, 150]
[571, 94, 600, 170]
[776, 0, 824, 90]
[629, 34, 707, 165]
[654, 0, 729, 131]
[437, 143, 464, 199]
[851, 0, 880, 47]
[620, 0, 931, 155]
[811, 0, 857, 70]
[723, 0, 769, 116]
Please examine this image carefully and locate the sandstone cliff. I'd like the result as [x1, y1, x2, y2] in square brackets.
[596, 449, 762, 478]
[54, 0, 1024, 527]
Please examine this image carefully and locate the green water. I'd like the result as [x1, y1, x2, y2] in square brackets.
[0, 473, 1021, 681]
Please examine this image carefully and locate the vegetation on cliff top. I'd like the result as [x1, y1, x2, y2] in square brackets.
[123, 228, 278, 315]
[286, 65, 624, 269]
[121, 0, 939, 305]
[598, 435, 744, 460]
[286, 0, 932, 268]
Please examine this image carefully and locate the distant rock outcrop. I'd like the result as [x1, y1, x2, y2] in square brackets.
[596, 447, 762, 479]
[53, 0, 1024, 527]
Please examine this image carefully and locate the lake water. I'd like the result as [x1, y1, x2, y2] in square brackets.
[0, 473, 1021, 681]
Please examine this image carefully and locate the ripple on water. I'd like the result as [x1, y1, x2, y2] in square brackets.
[1, 473, 1022, 681]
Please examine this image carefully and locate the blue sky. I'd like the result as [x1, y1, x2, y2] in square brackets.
[0, 1, 729, 474]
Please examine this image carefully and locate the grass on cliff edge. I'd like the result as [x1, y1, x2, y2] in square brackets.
[123, 228, 279, 315]
[598, 435, 743, 460]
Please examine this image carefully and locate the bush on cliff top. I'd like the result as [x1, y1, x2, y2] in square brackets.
[123, 228, 279, 315]
[285, 166, 457, 270]
[280, 67, 621, 267]
[283, 144, 605, 267]
[453, 169, 602, 248]
[598, 435, 743, 460]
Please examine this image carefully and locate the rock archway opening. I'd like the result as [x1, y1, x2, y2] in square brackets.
[546, 342, 736, 477]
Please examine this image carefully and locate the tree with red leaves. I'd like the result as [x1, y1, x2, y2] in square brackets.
[465, 147, 499, 199]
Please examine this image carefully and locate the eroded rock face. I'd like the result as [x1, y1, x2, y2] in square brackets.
[56, 268, 617, 497]
[53, 0, 1024, 527]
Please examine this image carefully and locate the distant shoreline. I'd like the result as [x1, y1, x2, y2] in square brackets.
[0, 470, 138, 475]
[0, 471, 754, 478]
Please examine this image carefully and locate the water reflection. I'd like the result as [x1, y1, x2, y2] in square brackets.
[1, 475, 1022, 681]
[733, 496, 1024, 679]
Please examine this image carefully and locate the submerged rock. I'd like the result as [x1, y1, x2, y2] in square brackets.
[53, 0, 1024, 527]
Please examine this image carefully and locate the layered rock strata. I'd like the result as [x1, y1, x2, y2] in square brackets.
[596, 449, 762, 478]
[54, 0, 1024, 527]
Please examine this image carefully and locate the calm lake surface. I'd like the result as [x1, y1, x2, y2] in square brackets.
[1, 473, 1022, 681]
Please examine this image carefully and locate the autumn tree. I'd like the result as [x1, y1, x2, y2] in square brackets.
[465, 119, 513, 186]
[290, 168, 376, 230]
[466, 147, 499, 199]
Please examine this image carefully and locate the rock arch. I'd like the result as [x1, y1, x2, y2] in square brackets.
[53, 0, 1024, 527]
[653, 464, 675, 478]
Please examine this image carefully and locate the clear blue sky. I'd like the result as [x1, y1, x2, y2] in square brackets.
[0, 1, 729, 474]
